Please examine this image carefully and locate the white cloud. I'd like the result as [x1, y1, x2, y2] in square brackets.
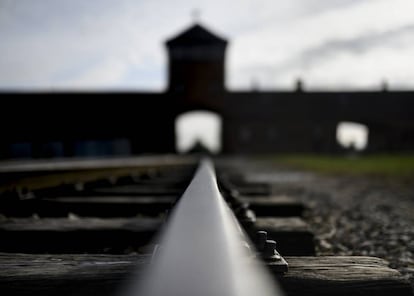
[54, 58, 128, 88]
[228, 0, 414, 89]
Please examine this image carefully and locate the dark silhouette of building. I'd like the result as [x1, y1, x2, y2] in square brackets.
[1, 23, 414, 158]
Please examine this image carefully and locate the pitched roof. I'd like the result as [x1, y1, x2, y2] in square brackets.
[166, 23, 227, 47]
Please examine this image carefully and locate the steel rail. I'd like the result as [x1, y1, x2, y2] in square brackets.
[126, 158, 284, 296]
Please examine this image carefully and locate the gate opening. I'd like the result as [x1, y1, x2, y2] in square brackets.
[175, 111, 222, 154]
[336, 122, 369, 151]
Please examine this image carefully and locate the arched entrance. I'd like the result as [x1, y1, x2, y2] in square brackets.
[175, 111, 222, 154]
[336, 121, 369, 151]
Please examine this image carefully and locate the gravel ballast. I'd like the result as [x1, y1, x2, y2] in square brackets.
[245, 164, 414, 290]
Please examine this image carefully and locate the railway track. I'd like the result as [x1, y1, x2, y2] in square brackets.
[0, 156, 412, 296]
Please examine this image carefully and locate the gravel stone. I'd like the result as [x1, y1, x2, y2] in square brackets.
[244, 162, 414, 291]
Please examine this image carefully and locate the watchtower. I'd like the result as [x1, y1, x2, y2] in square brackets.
[165, 23, 227, 111]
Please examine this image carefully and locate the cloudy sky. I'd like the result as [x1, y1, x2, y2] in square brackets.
[1, 0, 414, 91]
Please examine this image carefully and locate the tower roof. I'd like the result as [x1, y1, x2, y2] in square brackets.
[166, 23, 227, 47]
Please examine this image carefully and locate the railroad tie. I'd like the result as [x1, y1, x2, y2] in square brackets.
[0, 156, 412, 296]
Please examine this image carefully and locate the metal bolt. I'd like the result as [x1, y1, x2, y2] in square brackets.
[263, 240, 281, 260]
[263, 240, 276, 257]
[234, 202, 249, 215]
[237, 208, 256, 228]
[17, 186, 35, 200]
[230, 189, 240, 198]
[256, 231, 267, 251]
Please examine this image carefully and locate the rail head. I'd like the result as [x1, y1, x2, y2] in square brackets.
[127, 158, 284, 296]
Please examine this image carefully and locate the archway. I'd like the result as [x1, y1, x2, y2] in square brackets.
[336, 121, 369, 151]
[175, 111, 222, 154]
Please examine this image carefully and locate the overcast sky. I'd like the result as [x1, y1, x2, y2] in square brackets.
[1, 0, 414, 91]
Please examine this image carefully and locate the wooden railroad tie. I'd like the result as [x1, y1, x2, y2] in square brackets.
[0, 157, 412, 295]
[0, 253, 410, 296]
[0, 195, 304, 217]
[0, 216, 315, 256]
